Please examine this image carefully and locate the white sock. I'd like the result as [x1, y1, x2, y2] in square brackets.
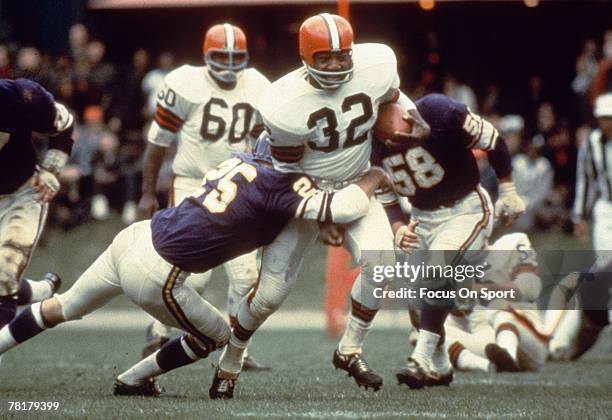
[219, 334, 250, 374]
[338, 315, 372, 355]
[117, 353, 163, 385]
[0, 326, 17, 355]
[24, 279, 53, 303]
[411, 330, 440, 368]
[456, 348, 490, 373]
[496, 330, 519, 360]
[150, 320, 171, 339]
[432, 341, 452, 373]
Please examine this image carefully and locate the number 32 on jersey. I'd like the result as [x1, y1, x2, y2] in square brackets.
[382, 146, 445, 196]
[307, 93, 373, 152]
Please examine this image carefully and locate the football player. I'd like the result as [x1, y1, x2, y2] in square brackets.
[137, 23, 271, 368]
[442, 233, 548, 374]
[0, 78, 74, 333]
[373, 93, 525, 388]
[211, 13, 429, 397]
[0, 138, 391, 396]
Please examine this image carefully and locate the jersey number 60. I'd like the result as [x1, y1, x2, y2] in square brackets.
[201, 98, 254, 144]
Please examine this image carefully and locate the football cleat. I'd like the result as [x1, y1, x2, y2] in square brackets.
[113, 378, 174, 397]
[242, 354, 271, 371]
[209, 367, 238, 399]
[332, 349, 382, 391]
[142, 323, 170, 358]
[485, 343, 520, 372]
[43, 272, 62, 294]
[396, 357, 453, 389]
[572, 318, 605, 361]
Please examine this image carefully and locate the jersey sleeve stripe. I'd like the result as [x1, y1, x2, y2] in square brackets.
[155, 114, 180, 133]
[156, 105, 184, 125]
[510, 263, 538, 281]
[270, 145, 305, 163]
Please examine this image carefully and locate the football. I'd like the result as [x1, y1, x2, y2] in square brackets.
[373, 102, 413, 144]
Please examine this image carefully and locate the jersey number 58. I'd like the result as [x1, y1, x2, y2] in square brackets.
[382, 146, 445, 196]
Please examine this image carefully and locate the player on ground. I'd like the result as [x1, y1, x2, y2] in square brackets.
[442, 233, 548, 373]
[0, 78, 74, 335]
[371, 93, 525, 388]
[137, 23, 271, 367]
[0, 139, 391, 396]
[210, 13, 430, 397]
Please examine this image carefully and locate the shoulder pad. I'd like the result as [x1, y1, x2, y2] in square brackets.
[165, 65, 207, 102]
[415, 93, 468, 130]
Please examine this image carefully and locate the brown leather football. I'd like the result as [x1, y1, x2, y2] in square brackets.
[373, 102, 413, 144]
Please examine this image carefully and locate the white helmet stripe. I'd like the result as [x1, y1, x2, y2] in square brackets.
[319, 13, 341, 51]
[223, 23, 235, 50]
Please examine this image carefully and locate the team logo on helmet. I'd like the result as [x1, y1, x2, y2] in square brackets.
[203, 23, 249, 84]
[299, 13, 354, 89]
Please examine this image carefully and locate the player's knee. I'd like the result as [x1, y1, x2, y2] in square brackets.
[359, 250, 395, 279]
[216, 323, 232, 348]
[228, 277, 257, 299]
[249, 292, 284, 320]
[491, 310, 513, 327]
[40, 297, 66, 326]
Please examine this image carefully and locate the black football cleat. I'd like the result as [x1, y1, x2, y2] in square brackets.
[242, 354, 271, 371]
[485, 343, 520, 372]
[333, 349, 382, 391]
[209, 367, 237, 399]
[43, 272, 62, 294]
[396, 358, 428, 389]
[142, 323, 170, 358]
[572, 318, 605, 361]
[427, 368, 453, 387]
[113, 378, 174, 397]
[396, 357, 453, 389]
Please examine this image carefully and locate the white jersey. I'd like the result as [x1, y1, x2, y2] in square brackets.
[148, 65, 270, 179]
[482, 233, 538, 285]
[259, 43, 414, 182]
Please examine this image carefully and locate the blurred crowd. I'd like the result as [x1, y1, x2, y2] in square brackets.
[1, 22, 611, 233]
[424, 29, 612, 235]
[1, 24, 177, 227]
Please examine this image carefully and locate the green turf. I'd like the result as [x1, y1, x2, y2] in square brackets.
[26, 217, 589, 312]
[0, 329, 610, 419]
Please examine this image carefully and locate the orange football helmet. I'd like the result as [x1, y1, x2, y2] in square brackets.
[203, 23, 249, 83]
[299, 13, 354, 89]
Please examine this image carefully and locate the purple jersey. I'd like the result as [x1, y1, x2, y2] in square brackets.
[152, 153, 327, 273]
[374, 94, 498, 210]
[0, 79, 58, 194]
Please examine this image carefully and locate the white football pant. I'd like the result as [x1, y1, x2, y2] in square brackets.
[239, 195, 395, 332]
[0, 181, 48, 296]
[592, 198, 612, 268]
[56, 220, 230, 350]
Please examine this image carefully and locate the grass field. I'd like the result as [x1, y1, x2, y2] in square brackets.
[7, 218, 609, 418]
[0, 328, 610, 419]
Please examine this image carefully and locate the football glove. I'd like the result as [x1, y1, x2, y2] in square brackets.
[495, 182, 525, 224]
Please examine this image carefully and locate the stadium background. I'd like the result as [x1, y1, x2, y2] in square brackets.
[0, 1, 610, 418]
